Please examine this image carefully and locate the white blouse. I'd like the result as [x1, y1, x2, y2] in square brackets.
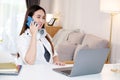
[17, 29, 57, 64]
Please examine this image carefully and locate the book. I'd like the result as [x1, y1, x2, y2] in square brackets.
[0, 62, 22, 75]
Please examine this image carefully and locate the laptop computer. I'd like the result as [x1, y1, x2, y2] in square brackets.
[53, 48, 109, 77]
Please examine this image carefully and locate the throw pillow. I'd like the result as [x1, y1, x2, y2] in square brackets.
[52, 29, 80, 49]
[56, 41, 76, 61]
[73, 44, 89, 60]
[82, 34, 108, 49]
[67, 32, 85, 45]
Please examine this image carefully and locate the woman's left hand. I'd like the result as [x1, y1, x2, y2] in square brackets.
[53, 56, 65, 66]
[54, 61, 65, 66]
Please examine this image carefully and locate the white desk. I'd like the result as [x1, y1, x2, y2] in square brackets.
[0, 64, 120, 80]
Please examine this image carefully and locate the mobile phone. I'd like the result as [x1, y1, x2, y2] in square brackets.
[26, 16, 45, 35]
[26, 16, 40, 27]
[26, 16, 34, 27]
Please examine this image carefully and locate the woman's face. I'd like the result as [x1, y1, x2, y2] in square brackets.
[32, 10, 46, 30]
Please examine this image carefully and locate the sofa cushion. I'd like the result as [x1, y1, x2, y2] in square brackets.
[73, 44, 89, 60]
[52, 29, 80, 49]
[56, 41, 76, 61]
[82, 34, 108, 49]
[67, 32, 85, 45]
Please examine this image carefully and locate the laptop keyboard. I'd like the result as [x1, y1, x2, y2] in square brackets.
[53, 67, 72, 76]
[61, 70, 71, 75]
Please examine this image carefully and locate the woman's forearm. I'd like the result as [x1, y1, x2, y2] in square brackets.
[25, 35, 37, 64]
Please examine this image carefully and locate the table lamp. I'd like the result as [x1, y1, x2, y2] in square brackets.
[46, 14, 53, 23]
[100, 0, 120, 63]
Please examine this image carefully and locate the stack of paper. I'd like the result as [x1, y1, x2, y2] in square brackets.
[0, 62, 22, 75]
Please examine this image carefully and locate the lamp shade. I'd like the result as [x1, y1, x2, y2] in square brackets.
[46, 14, 53, 22]
[100, 0, 120, 13]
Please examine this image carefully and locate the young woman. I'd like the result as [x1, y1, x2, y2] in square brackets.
[17, 5, 65, 65]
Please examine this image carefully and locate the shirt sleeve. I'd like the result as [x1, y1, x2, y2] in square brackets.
[16, 35, 30, 64]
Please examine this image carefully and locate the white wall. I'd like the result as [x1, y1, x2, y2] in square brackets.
[50, 0, 110, 40]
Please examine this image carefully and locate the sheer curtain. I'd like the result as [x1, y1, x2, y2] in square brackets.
[0, 0, 26, 53]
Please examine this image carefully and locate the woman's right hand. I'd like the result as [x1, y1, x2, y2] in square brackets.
[30, 21, 38, 36]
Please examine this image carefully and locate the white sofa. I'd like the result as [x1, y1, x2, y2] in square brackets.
[52, 29, 109, 62]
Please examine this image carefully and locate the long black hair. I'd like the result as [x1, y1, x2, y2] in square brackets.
[20, 5, 46, 35]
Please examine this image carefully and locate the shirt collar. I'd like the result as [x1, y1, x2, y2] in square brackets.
[25, 29, 31, 36]
[24, 29, 47, 40]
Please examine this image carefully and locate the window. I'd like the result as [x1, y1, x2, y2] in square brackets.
[0, 0, 26, 53]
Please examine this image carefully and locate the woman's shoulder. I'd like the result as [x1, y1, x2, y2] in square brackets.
[17, 29, 31, 41]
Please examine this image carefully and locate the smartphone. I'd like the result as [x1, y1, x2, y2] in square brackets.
[26, 16, 45, 35]
[26, 16, 34, 27]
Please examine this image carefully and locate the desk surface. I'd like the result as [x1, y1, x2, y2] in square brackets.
[0, 64, 120, 80]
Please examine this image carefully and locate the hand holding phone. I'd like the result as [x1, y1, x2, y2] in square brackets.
[26, 16, 45, 36]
